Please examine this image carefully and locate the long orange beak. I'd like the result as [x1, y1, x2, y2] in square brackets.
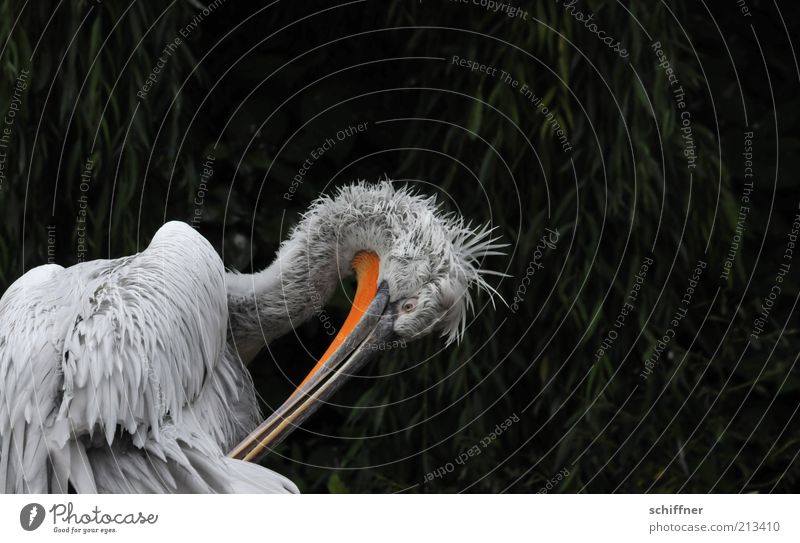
[228, 251, 394, 463]
[293, 251, 380, 392]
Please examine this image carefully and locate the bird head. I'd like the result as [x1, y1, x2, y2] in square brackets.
[229, 180, 505, 462]
[321, 181, 504, 344]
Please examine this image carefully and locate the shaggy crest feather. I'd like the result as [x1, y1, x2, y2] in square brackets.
[296, 179, 506, 345]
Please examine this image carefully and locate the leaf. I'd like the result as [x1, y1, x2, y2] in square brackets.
[327, 473, 349, 494]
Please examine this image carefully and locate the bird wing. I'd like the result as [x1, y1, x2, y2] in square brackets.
[0, 264, 70, 492]
[57, 221, 228, 448]
[0, 221, 230, 492]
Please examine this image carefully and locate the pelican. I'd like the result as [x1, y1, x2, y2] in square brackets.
[0, 181, 502, 493]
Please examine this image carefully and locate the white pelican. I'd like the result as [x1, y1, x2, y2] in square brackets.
[0, 181, 502, 493]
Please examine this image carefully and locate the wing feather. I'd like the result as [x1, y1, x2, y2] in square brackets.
[0, 264, 67, 492]
[58, 221, 228, 446]
[0, 221, 237, 493]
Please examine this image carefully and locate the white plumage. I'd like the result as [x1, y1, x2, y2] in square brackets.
[0, 180, 502, 493]
[0, 222, 294, 493]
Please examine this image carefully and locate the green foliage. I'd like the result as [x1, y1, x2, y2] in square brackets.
[1, 0, 797, 493]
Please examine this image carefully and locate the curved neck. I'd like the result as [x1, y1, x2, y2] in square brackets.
[225, 222, 368, 364]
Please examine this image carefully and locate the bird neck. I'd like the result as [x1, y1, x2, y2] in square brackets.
[226, 221, 370, 364]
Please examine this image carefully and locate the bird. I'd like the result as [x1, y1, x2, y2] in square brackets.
[0, 180, 503, 493]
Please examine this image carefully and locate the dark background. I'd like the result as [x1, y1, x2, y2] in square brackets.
[1, 0, 799, 492]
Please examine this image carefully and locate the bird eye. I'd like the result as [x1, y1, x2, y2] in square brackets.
[401, 298, 418, 313]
